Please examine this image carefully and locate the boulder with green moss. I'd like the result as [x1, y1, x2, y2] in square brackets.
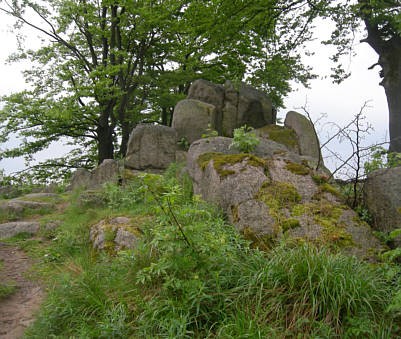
[187, 147, 382, 259]
[90, 216, 144, 253]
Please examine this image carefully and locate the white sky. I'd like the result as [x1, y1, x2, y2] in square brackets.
[0, 13, 389, 176]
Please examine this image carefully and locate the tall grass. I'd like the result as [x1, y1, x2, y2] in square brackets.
[23, 164, 401, 338]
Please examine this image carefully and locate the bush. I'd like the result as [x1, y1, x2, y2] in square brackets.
[229, 125, 260, 153]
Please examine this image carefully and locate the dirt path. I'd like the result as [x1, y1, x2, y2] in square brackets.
[0, 242, 44, 339]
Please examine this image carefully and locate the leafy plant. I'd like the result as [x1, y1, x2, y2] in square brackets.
[364, 146, 401, 174]
[229, 125, 260, 153]
[177, 137, 190, 151]
[201, 124, 218, 139]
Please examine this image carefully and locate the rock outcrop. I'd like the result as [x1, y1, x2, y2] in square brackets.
[125, 124, 177, 170]
[187, 141, 381, 259]
[364, 167, 401, 246]
[185, 79, 275, 137]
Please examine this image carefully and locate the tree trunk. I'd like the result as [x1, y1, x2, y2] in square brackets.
[97, 109, 115, 164]
[379, 48, 401, 153]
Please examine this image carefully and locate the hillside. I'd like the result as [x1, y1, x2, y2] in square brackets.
[1, 163, 401, 338]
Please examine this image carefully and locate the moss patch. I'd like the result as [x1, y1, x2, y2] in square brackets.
[281, 218, 301, 232]
[285, 161, 310, 176]
[241, 226, 275, 251]
[312, 174, 329, 185]
[256, 181, 301, 210]
[258, 125, 299, 149]
[197, 152, 223, 170]
[199, 153, 268, 179]
[313, 183, 343, 201]
[291, 202, 355, 249]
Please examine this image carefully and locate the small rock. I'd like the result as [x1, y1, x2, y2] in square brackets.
[0, 221, 40, 239]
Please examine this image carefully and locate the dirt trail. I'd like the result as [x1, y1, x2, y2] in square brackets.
[0, 242, 44, 339]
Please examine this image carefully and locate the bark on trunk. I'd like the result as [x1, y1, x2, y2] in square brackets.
[97, 110, 115, 164]
[380, 49, 401, 153]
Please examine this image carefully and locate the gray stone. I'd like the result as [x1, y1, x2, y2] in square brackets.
[237, 82, 275, 132]
[364, 167, 401, 246]
[235, 200, 276, 236]
[199, 158, 268, 214]
[125, 124, 177, 170]
[0, 200, 53, 218]
[89, 159, 120, 189]
[90, 217, 140, 252]
[185, 79, 275, 138]
[284, 111, 321, 159]
[68, 168, 91, 190]
[186, 137, 236, 193]
[172, 99, 217, 144]
[186, 142, 381, 258]
[187, 79, 225, 131]
[0, 221, 40, 239]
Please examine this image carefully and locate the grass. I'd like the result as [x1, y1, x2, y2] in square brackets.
[0, 283, 16, 299]
[13, 163, 401, 338]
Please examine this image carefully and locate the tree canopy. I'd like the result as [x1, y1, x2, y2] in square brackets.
[2, 0, 399, 182]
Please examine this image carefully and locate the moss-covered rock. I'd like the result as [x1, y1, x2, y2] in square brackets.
[284, 161, 310, 176]
[90, 216, 146, 254]
[254, 125, 299, 152]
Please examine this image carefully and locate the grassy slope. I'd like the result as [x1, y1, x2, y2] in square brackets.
[4, 164, 401, 338]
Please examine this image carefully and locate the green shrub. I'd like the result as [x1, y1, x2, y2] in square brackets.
[229, 125, 260, 153]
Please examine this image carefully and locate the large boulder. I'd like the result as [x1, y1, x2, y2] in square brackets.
[187, 145, 382, 259]
[68, 159, 121, 191]
[172, 99, 217, 144]
[185, 79, 275, 138]
[90, 159, 120, 188]
[68, 168, 91, 190]
[364, 167, 401, 246]
[125, 124, 177, 170]
[284, 111, 321, 160]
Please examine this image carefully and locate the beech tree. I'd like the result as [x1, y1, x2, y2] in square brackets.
[0, 0, 330, 179]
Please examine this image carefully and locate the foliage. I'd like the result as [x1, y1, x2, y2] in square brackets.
[0, 0, 330, 175]
[177, 137, 190, 151]
[364, 146, 401, 174]
[229, 125, 260, 153]
[201, 124, 218, 139]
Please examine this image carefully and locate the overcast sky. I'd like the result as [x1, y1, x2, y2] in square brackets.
[0, 14, 389, 175]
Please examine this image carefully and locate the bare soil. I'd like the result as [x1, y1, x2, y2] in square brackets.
[0, 242, 44, 339]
